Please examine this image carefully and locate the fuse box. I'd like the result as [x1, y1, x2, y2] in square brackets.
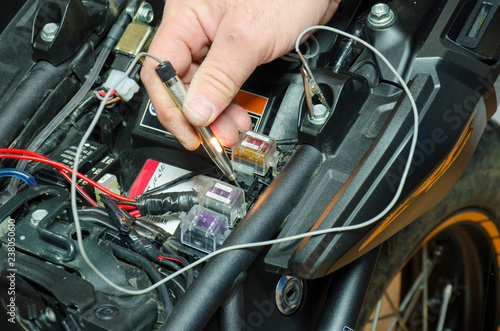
[180, 205, 229, 253]
[198, 179, 245, 227]
[231, 131, 278, 176]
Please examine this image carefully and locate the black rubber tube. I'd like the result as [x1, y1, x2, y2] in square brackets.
[0, 60, 69, 147]
[219, 284, 245, 331]
[109, 242, 174, 316]
[160, 144, 324, 330]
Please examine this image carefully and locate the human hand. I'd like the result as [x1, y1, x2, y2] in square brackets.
[141, 0, 340, 150]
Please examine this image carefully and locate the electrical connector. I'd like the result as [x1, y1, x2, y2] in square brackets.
[114, 21, 154, 57]
[103, 69, 140, 102]
[198, 179, 245, 227]
[231, 131, 278, 176]
[180, 205, 228, 253]
[94, 173, 121, 206]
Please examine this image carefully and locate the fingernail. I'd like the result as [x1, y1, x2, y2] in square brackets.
[178, 139, 189, 150]
[186, 97, 215, 124]
[178, 137, 199, 151]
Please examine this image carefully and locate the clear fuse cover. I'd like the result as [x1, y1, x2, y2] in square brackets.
[231, 131, 277, 176]
[180, 205, 228, 253]
[198, 179, 245, 227]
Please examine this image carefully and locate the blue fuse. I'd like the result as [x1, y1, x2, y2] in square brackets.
[198, 179, 245, 227]
[180, 205, 228, 253]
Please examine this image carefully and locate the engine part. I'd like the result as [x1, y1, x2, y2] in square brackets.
[31, 0, 108, 65]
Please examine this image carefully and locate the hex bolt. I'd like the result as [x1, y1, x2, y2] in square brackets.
[309, 104, 329, 125]
[40, 23, 59, 42]
[136, 2, 154, 24]
[367, 3, 395, 28]
[313, 104, 327, 119]
[31, 209, 48, 226]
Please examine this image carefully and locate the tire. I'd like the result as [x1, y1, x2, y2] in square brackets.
[359, 123, 500, 330]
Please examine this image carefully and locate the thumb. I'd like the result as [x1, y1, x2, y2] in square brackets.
[183, 21, 263, 127]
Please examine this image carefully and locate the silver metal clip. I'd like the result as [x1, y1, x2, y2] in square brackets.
[298, 53, 330, 121]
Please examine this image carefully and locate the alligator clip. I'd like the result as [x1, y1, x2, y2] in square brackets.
[299, 54, 331, 120]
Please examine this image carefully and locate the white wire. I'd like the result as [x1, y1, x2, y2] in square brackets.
[71, 26, 419, 296]
[280, 35, 320, 62]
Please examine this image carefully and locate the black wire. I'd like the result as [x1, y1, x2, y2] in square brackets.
[59, 209, 118, 231]
[276, 139, 299, 146]
[109, 242, 174, 316]
[135, 218, 171, 238]
[138, 166, 217, 198]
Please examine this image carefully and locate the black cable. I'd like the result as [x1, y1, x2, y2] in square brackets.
[157, 266, 185, 304]
[102, 0, 139, 49]
[74, 214, 117, 231]
[109, 242, 174, 317]
[138, 166, 217, 197]
[276, 138, 299, 146]
[136, 191, 198, 216]
[60, 208, 118, 230]
[135, 218, 171, 238]
[37, 92, 98, 155]
[128, 234, 191, 287]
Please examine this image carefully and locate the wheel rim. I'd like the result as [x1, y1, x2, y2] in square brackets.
[364, 209, 500, 331]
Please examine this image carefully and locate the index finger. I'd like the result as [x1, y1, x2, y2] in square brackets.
[140, 4, 214, 149]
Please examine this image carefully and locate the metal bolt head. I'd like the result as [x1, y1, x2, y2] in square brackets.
[136, 2, 154, 24]
[39, 307, 57, 325]
[368, 3, 395, 28]
[31, 209, 48, 226]
[41, 23, 59, 42]
[44, 308, 57, 323]
[309, 104, 329, 125]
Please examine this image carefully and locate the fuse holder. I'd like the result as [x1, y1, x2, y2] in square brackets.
[231, 131, 277, 176]
[198, 179, 245, 227]
[180, 205, 228, 253]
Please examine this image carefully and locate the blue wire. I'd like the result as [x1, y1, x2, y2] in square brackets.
[0, 168, 38, 188]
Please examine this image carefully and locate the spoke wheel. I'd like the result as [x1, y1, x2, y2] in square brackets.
[359, 125, 500, 330]
[365, 210, 500, 331]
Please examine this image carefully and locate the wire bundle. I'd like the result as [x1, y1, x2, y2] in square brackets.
[0, 148, 135, 207]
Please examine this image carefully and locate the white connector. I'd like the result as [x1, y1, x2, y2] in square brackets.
[103, 69, 140, 102]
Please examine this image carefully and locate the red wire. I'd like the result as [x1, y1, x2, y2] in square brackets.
[128, 210, 141, 218]
[97, 89, 116, 97]
[157, 255, 185, 267]
[60, 171, 99, 207]
[0, 148, 99, 206]
[0, 149, 135, 203]
[118, 204, 137, 210]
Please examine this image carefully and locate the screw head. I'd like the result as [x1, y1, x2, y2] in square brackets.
[39, 307, 57, 325]
[31, 209, 48, 226]
[41, 23, 59, 42]
[309, 103, 329, 125]
[95, 305, 119, 320]
[44, 308, 56, 323]
[368, 3, 395, 28]
[136, 2, 154, 24]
